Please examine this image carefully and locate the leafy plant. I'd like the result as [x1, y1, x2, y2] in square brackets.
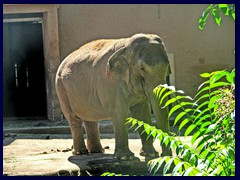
[199, 4, 235, 30]
[127, 68, 235, 176]
[101, 4, 235, 176]
[101, 172, 129, 176]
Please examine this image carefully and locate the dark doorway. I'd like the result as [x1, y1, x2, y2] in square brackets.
[3, 19, 47, 118]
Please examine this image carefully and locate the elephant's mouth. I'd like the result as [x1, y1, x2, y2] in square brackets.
[140, 76, 147, 95]
[139, 76, 152, 99]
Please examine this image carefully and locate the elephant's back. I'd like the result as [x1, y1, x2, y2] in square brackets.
[55, 38, 125, 121]
[57, 37, 127, 81]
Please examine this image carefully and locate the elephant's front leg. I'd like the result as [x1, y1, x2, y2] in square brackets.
[150, 95, 172, 157]
[130, 101, 158, 158]
[156, 107, 173, 156]
[111, 93, 134, 160]
[112, 113, 134, 160]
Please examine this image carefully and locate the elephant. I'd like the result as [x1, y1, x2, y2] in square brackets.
[55, 33, 172, 160]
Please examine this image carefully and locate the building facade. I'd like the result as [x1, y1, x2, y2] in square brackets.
[3, 4, 235, 121]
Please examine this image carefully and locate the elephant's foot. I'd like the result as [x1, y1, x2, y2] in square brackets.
[140, 146, 159, 157]
[161, 146, 172, 157]
[72, 146, 89, 155]
[114, 149, 134, 161]
[88, 145, 105, 154]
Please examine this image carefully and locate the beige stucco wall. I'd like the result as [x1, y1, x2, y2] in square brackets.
[58, 4, 235, 97]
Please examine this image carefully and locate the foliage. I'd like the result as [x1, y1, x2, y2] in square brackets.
[199, 4, 235, 30]
[101, 172, 129, 176]
[101, 4, 235, 176]
[127, 68, 235, 176]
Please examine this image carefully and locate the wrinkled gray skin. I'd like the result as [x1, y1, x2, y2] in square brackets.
[55, 33, 172, 160]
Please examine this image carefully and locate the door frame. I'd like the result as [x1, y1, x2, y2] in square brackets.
[3, 4, 62, 121]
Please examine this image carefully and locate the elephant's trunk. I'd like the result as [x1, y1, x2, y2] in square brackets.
[149, 92, 170, 133]
[148, 87, 173, 156]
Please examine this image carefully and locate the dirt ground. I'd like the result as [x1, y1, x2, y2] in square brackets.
[3, 132, 192, 176]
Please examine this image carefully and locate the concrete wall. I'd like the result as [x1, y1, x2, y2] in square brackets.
[58, 4, 235, 97]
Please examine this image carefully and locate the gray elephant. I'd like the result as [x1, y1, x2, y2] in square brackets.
[55, 33, 172, 160]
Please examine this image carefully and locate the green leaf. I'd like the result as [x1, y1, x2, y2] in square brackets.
[133, 121, 144, 132]
[210, 70, 228, 83]
[176, 144, 184, 155]
[163, 95, 193, 108]
[226, 68, 235, 83]
[179, 118, 190, 131]
[101, 172, 116, 176]
[208, 95, 221, 109]
[199, 5, 213, 30]
[205, 123, 217, 134]
[196, 134, 213, 150]
[200, 72, 211, 78]
[162, 136, 170, 147]
[195, 172, 206, 176]
[156, 132, 164, 141]
[206, 152, 216, 162]
[142, 123, 151, 135]
[189, 154, 198, 166]
[163, 157, 174, 175]
[137, 120, 143, 126]
[181, 149, 191, 160]
[200, 121, 212, 129]
[197, 80, 210, 91]
[128, 118, 137, 130]
[194, 107, 212, 124]
[184, 124, 196, 136]
[125, 117, 134, 125]
[195, 114, 212, 127]
[174, 111, 187, 126]
[169, 139, 178, 149]
[146, 128, 158, 140]
[191, 130, 204, 145]
[210, 81, 231, 88]
[231, 11, 235, 20]
[168, 102, 194, 118]
[153, 156, 169, 175]
[194, 86, 210, 100]
[210, 166, 222, 176]
[154, 86, 167, 101]
[159, 90, 174, 105]
[218, 4, 230, 15]
[171, 161, 184, 175]
[183, 167, 195, 176]
[148, 158, 160, 174]
[192, 101, 208, 115]
[199, 148, 209, 159]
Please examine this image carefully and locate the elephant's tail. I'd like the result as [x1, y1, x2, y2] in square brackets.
[55, 77, 73, 119]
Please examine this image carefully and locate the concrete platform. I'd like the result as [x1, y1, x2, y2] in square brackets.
[3, 117, 190, 176]
[3, 132, 192, 176]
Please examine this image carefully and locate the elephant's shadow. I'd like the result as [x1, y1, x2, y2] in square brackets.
[68, 153, 151, 175]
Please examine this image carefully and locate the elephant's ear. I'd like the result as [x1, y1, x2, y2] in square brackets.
[106, 47, 129, 82]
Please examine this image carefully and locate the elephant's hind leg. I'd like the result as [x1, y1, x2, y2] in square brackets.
[56, 79, 88, 155]
[68, 115, 88, 155]
[84, 121, 104, 153]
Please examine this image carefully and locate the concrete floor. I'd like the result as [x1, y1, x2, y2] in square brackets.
[3, 118, 191, 176]
[3, 132, 192, 176]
